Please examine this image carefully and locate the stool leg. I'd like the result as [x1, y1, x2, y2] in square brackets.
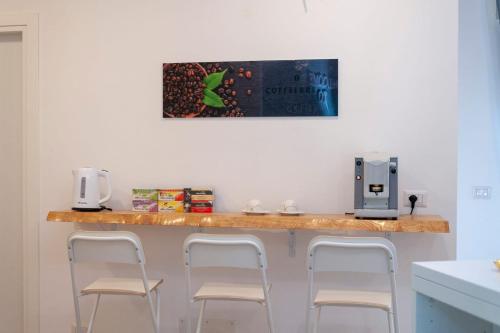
[312, 306, 321, 333]
[195, 300, 206, 333]
[72, 295, 83, 333]
[393, 310, 400, 333]
[264, 301, 275, 333]
[156, 289, 161, 333]
[306, 306, 316, 333]
[387, 311, 393, 333]
[145, 289, 159, 333]
[186, 300, 192, 333]
[70, 263, 83, 333]
[87, 294, 101, 333]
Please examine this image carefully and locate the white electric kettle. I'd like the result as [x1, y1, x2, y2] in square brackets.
[72, 168, 112, 211]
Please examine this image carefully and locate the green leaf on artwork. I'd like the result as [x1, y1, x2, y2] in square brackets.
[203, 69, 227, 90]
[203, 89, 225, 108]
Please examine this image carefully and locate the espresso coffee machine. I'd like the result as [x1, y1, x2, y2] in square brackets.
[354, 153, 398, 219]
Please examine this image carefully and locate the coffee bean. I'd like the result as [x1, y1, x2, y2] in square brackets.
[163, 63, 207, 117]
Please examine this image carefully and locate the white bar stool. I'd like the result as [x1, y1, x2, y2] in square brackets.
[67, 231, 163, 333]
[305, 236, 399, 333]
[183, 233, 275, 333]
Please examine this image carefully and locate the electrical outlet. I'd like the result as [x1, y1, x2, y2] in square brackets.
[473, 186, 492, 200]
[403, 190, 428, 207]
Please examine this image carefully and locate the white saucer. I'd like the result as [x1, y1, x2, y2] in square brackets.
[242, 210, 270, 215]
[277, 210, 305, 216]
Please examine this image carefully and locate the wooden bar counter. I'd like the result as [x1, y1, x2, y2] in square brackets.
[47, 211, 449, 233]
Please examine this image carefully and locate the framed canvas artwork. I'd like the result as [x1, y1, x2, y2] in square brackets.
[163, 59, 338, 118]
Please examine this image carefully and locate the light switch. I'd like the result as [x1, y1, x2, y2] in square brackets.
[472, 186, 492, 200]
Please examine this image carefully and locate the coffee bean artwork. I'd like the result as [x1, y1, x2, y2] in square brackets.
[163, 59, 338, 118]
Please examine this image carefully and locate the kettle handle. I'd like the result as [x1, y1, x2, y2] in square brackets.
[97, 170, 112, 205]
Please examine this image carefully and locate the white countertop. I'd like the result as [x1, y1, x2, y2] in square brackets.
[414, 260, 500, 306]
[413, 260, 500, 326]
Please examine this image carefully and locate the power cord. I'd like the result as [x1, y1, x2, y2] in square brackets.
[409, 195, 418, 215]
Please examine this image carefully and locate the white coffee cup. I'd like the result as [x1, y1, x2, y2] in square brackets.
[246, 199, 264, 212]
[282, 200, 298, 213]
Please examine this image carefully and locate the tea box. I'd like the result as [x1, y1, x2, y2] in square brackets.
[132, 199, 158, 212]
[158, 189, 184, 202]
[158, 200, 184, 213]
[132, 189, 158, 201]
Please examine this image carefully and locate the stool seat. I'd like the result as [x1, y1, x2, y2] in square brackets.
[82, 277, 163, 297]
[314, 289, 392, 311]
[194, 282, 271, 304]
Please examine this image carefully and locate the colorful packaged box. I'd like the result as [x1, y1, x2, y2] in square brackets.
[190, 201, 213, 213]
[158, 189, 184, 202]
[183, 188, 192, 212]
[185, 188, 214, 213]
[132, 199, 158, 212]
[191, 201, 213, 207]
[158, 200, 184, 213]
[189, 188, 214, 196]
[190, 207, 213, 213]
[132, 189, 158, 212]
[132, 189, 158, 201]
[191, 194, 215, 201]
[131, 187, 214, 213]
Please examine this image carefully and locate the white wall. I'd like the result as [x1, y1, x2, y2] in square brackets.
[0, 1, 458, 332]
[458, 0, 500, 259]
[0, 31, 23, 333]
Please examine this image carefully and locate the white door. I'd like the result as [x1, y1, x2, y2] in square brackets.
[0, 31, 23, 333]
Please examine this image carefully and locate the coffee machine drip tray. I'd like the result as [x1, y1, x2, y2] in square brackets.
[354, 209, 399, 220]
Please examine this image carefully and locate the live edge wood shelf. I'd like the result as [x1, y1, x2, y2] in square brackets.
[46, 211, 449, 234]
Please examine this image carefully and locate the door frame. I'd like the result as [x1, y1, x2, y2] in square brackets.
[0, 13, 40, 333]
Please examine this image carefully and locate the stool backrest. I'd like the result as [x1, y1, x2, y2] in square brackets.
[306, 236, 400, 333]
[68, 231, 145, 264]
[307, 236, 397, 274]
[184, 233, 267, 270]
[183, 233, 272, 333]
[67, 231, 159, 333]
